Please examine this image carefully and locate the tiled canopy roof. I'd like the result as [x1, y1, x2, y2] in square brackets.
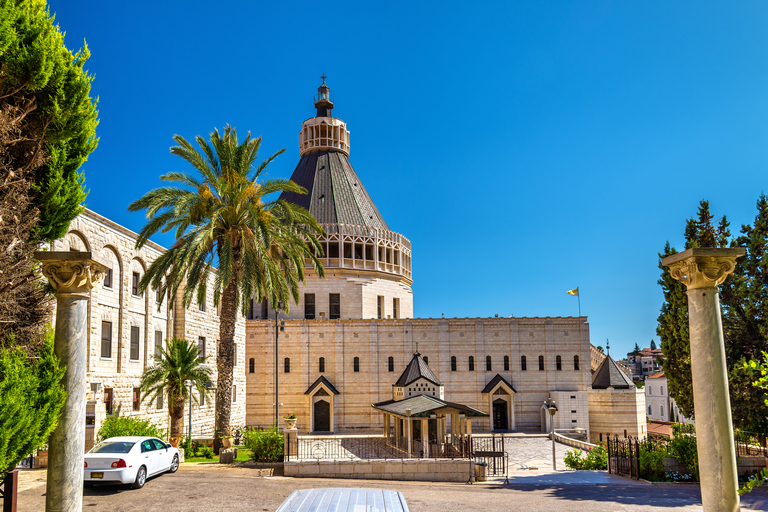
[394, 353, 442, 387]
[592, 356, 635, 389]
[304, 375, 340, 395]
[279, 150, 389, 230]
[372, 395, 488, 418]
[481, 374, 516, 394]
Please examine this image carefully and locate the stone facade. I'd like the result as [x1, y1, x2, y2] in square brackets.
[245, 316, 594, 433]
[587, 387, 647, 444]
[644, 373, 693, 424]
[50, 209, 246, 446]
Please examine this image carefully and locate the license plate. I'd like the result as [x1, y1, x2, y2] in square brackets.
[90, 472, 103, 479]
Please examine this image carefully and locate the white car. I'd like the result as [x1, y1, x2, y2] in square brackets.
[84, 436, 179, 488]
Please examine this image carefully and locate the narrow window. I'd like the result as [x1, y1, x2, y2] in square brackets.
[249, 358, 255, 373]
[486, 356, 492, 371]
[133, 387, 140, 411]
[354, 356, 360, 372]
[624, 429, 627, 438]
[130, 326, 140, 360]
[660, 405, 664, 417]
[104, 388, 113, 415]
[648, 405, 652, 415]
[377, 296, 384, 319]
[660, 386, 664, 395]
[101, 321, 112, 358]
[284, 357, 290, 373]
[469, 356, 475, 371]
[248, 298, 255, 320]
[599, 433, 603, 442]
[538, 355, 544, 371]
[103, 268, 113, 288]
[154, 330, 163, 357]
[556, 355, 562, 371]
[198, 336, 206, 359]
[393, 298, 399, 319]
[132, 271, 140, 296]
[504, 355, 509, 371]
[329, 293, 340, 320]
[574, 355, 580, 371]
[305, 293, 316, 320]
[156, 287, 163, 304]
[388, 356, 394, 372]
[233, 385, 237, 403]
[423, 356, 428, 365]
[198, 299, 205, 312]
[319, 357, 325, 373]
[451, 356, 457, 371]
[521, 356, 527, 371]
[156, 394, 163, 410]
[648, 386, 652, 395]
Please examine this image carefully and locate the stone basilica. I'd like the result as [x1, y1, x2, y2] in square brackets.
[51, 79, 645, 448]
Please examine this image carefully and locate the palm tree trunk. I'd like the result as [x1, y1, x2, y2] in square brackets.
[214, 272, 238, 454]
[169, 391, 184, 438]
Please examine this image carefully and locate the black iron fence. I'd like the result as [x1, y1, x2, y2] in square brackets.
[606, 435, 640, 480]
[734, 430, 767, 457]
[471, 435, 507, 478]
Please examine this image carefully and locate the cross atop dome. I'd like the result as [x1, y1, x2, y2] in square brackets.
[315, 73, 334, 117]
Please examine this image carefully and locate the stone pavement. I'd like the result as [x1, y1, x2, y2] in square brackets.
[499, 433, 577, 472]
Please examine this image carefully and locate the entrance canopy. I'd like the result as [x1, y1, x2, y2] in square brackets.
[372, 395, 487, 419]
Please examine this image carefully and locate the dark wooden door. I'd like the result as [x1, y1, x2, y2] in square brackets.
[314, 399, 330, 432]
[493, 399, 508, 430]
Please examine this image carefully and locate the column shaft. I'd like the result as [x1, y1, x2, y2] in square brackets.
[46, 294, 89, 512]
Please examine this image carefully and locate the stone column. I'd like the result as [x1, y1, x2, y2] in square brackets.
[36, 252, 106, 512]
[421, 418, 428, 458]
[663, 247, 744, 512]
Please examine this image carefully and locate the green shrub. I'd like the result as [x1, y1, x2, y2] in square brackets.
[563, 445, 607, 470]
[639, 446, 668, 481]
[199, 446, 214, 459]
[0, 339, 66, 477]
[564, 448, 586, 470]
[669, 424, 699, 480]
[97, 415, 167, 442]
[243, 426, 284, 462]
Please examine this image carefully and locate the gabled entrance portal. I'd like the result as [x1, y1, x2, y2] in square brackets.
[313, 398, 330, 432]
[492, 399, 508, 430]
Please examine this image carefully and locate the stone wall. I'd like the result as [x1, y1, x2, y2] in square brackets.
[246, 316, 592, 433]
[284, 459, 473, 482]
[588, 387, 647, 444]
[50, 209, 246, 440]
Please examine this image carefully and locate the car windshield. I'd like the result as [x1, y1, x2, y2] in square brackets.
[91, 441, 136, 453]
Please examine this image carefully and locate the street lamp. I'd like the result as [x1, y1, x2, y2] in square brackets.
[184, 380, 193, 441]
[544, 397, 558, 470]
[274, 300, 284, 428]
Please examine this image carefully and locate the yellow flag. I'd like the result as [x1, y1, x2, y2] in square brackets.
[567, 288, 579, 296]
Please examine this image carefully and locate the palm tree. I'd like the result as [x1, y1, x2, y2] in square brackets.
[139, 337, 213, 438]
[129, 126, 324, 452]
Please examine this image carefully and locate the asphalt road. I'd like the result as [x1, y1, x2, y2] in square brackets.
[15, 464, 768, 512]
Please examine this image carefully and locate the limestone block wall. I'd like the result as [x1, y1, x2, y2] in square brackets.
[50, 209, 245, 440]
[587, 387, 647, 444]
[548, 391, 590, 437]
[284, 459, 473, 482]
[246, 317, 592, 433]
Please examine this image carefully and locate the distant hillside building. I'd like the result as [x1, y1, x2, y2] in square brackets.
[645, 372, 693, 424]
[626, 347, 663, 381]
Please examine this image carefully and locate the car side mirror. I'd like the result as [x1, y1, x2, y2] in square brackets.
[166, 443, 171, 449]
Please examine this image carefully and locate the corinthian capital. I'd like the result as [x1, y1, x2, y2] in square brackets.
[34, 251, 107, 295]
[662, 247, 745, 290]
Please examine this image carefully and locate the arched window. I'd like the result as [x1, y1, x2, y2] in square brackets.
[538, 355, 544, 371]
[388, 356, 394, 372]
[423, 356, 428, 365]
[504, 356, 509, 371]
[451, 356, 457, 371]
[284, 357, 290, 373]
[249, 358, 255, 374]
[647, 405, 652, 416]
[521, 356, 527, 371]
[486, 356, 492, 371]
[574, 355, 580, 371]
[468, 356, 475, 371]
[354, 357, 360, 372]
[556, 355, 562, 371]
[319, 357, 325, 373]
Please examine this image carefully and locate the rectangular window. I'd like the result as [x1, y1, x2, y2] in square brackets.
[329, 294, 340, 320]
[393, 298, 399, 319]
[132, 272, 140, 296]
[156, 287, 163, 304]
[305, 293, 316, 320]
[377, 296, 384, 319]
[130, 326, 140, 361]
[198, 300, 205, 312]
[101, 321, 112, 358]
[155, 330, 163, 357]
[103, 268, 113, 288]
[233, 385, 237, 403]
[200, 390, 205, 407]
[133, 387, 140, 411]
[104, 388, 113, 415]
[156, 394, 163, 410]
[199, 336, 206, 359]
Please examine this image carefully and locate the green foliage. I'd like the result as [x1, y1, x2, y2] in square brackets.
[563, 444, 607, 470]
[128, 126, 325, 448]
[243, 425, 284, 462]
[639, 445, 668, 481]
[739, 468, 768, 496]
[138, 337, 212, 437]
[284, 413, 296, 419]
[97, 415, 166, 442]
[658, 198, 768, 430]
[198, 445, 214, 459]
[0, 0, 99, 242]
[0, 338, 66, 477]
[650, 340, 657, 350]
[669, 424, 698, 480]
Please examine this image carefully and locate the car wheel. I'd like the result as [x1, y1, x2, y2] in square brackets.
[169, 454, 179, 473]
[132, 466, 147, 489]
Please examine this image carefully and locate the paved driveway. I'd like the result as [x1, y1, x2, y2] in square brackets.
[14, 463, 768, 511]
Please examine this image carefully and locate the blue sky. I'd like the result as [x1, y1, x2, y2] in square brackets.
[49, 1, 768, 358]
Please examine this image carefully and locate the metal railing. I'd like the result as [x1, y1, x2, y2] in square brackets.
[734, 430, 767, 457]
